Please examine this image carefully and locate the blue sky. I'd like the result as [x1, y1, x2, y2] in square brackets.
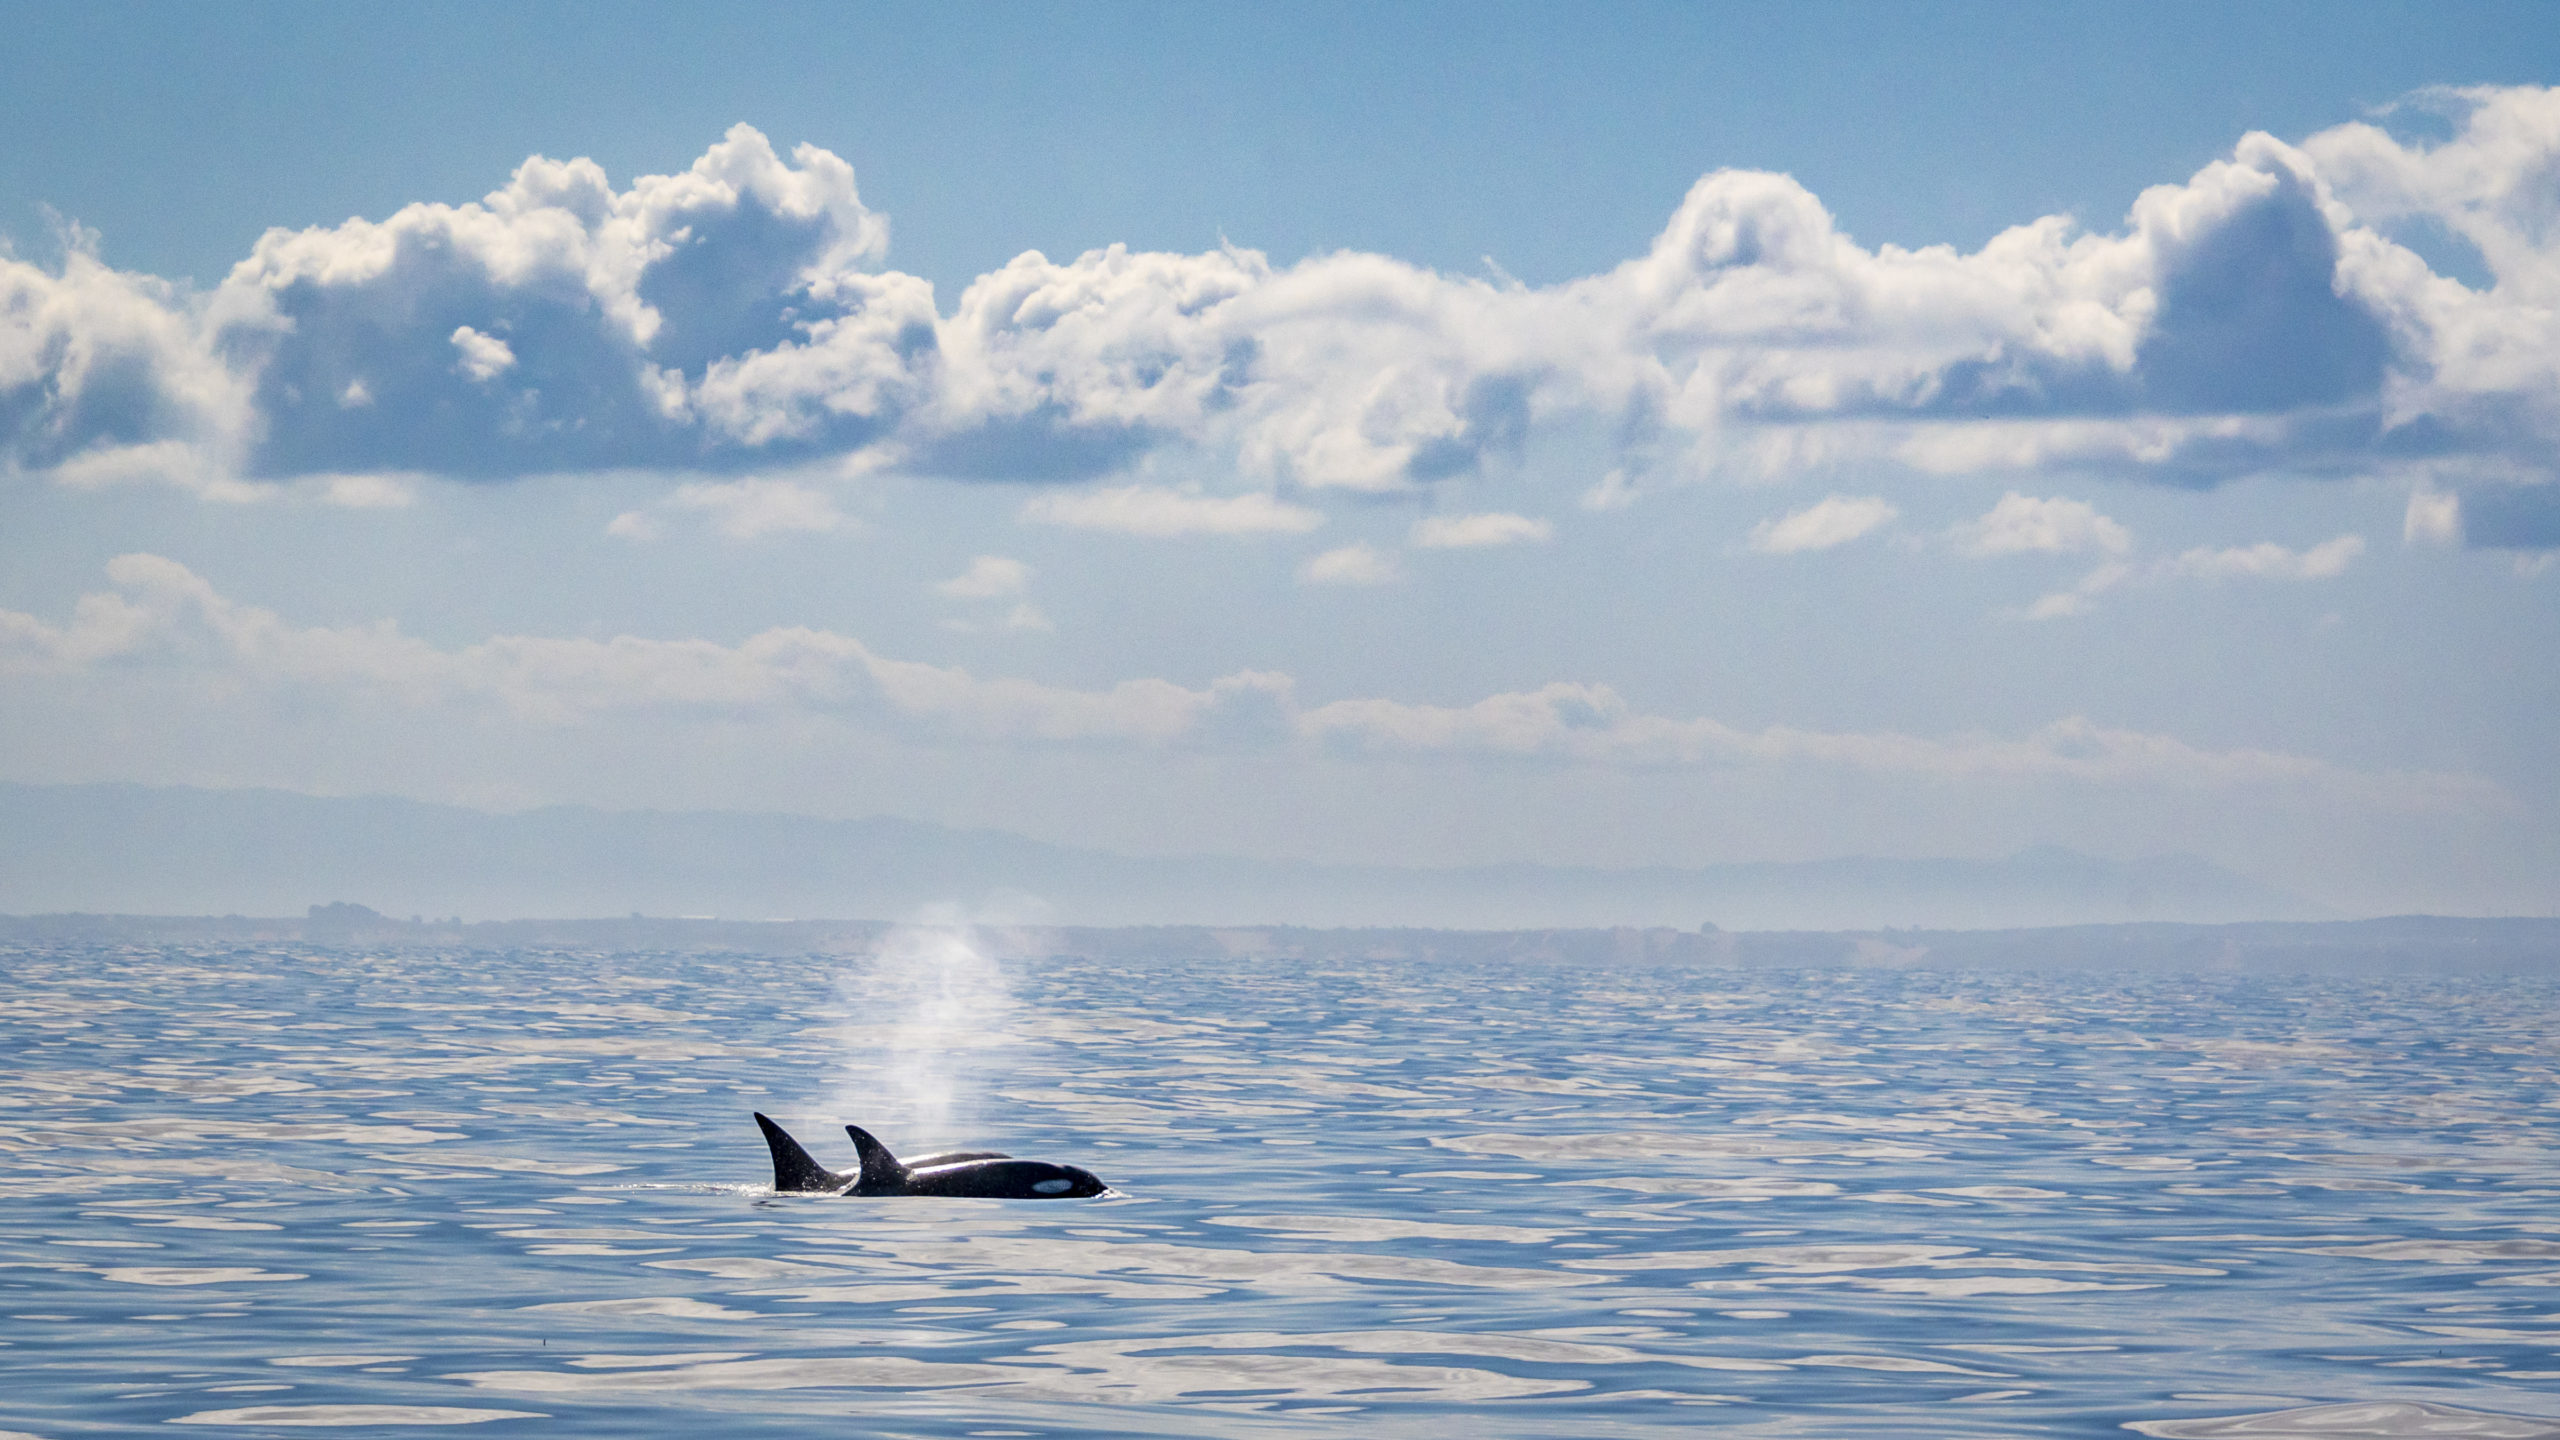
[11, 2, 2555, 291]
[4, 2, 2557, 916]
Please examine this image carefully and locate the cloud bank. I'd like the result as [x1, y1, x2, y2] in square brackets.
[8, 89, 2560, 543]
[0, 555, 2495, 814]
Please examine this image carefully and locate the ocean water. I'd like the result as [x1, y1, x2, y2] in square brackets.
[5, 938, 2560, 1438]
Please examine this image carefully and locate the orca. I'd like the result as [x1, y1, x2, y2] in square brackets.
[752, 1112, 1008, 1194]
[844, 1123, 1111, 1200]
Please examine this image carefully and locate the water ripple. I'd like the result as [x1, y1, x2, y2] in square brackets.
[4, 946, 2560, 1435]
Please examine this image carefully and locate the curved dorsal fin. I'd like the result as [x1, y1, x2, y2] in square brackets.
[842, 1124, 912, 1193]
[754, 1112, 850, 1192]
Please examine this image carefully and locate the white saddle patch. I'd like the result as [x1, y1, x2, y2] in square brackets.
[1033, 1179, 1074, 1194]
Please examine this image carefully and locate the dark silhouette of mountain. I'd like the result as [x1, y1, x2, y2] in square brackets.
[0, 780, 2324, 930]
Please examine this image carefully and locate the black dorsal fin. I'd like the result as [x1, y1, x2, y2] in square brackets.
[754, 1112, 849, 1192]
[843, 1124, 912, 1193]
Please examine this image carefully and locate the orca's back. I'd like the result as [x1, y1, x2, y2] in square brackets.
[900, 1158, 1109, 1199]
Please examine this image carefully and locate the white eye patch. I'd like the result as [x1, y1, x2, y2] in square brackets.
[1033, 1179, 1074, 1194]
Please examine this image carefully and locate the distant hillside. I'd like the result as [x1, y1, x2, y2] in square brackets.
[0, 781, 2325, 930]
[4, 911, 2552, 976]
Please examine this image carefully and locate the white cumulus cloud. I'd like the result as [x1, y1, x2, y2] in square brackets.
[935, 555, 1032, 599]
[1952, 492, 2133, 556]
[1300, 543, 1400, 586]
[2405, 487, 2462, 546]
[1018, 485, 1324, 537]
[611, 477, 848, 540]
[318, 473, 418, 509]
[2020, 563, 2137, 620]
[448, 326, 516, 383]
[670, 477, 847, 539]
[2020, 535, 2366, 617]
[7, 89, 2560, 549]
[1412, 512, 1553, 549]
[2164, 535, 2366, 581]
[1749, 495, 1899, 554]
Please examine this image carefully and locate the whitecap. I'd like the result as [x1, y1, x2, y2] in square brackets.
[2126, 1399, 2560, 1437]
[97, 1266, 306, 1286]
[168, 1404, 546, 1426]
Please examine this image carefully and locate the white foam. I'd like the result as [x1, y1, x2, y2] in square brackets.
[95, 1266, 305, 1286]
[169, 1405, 545, 1427]
[2127, 1400, 2560, 1438]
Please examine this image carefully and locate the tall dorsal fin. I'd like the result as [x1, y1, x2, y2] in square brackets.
[754, 1112, 850, 1192]
[843, 1124, 912, 1193]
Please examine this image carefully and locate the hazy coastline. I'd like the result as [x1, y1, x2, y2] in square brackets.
[8, 904, 2555, 974]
